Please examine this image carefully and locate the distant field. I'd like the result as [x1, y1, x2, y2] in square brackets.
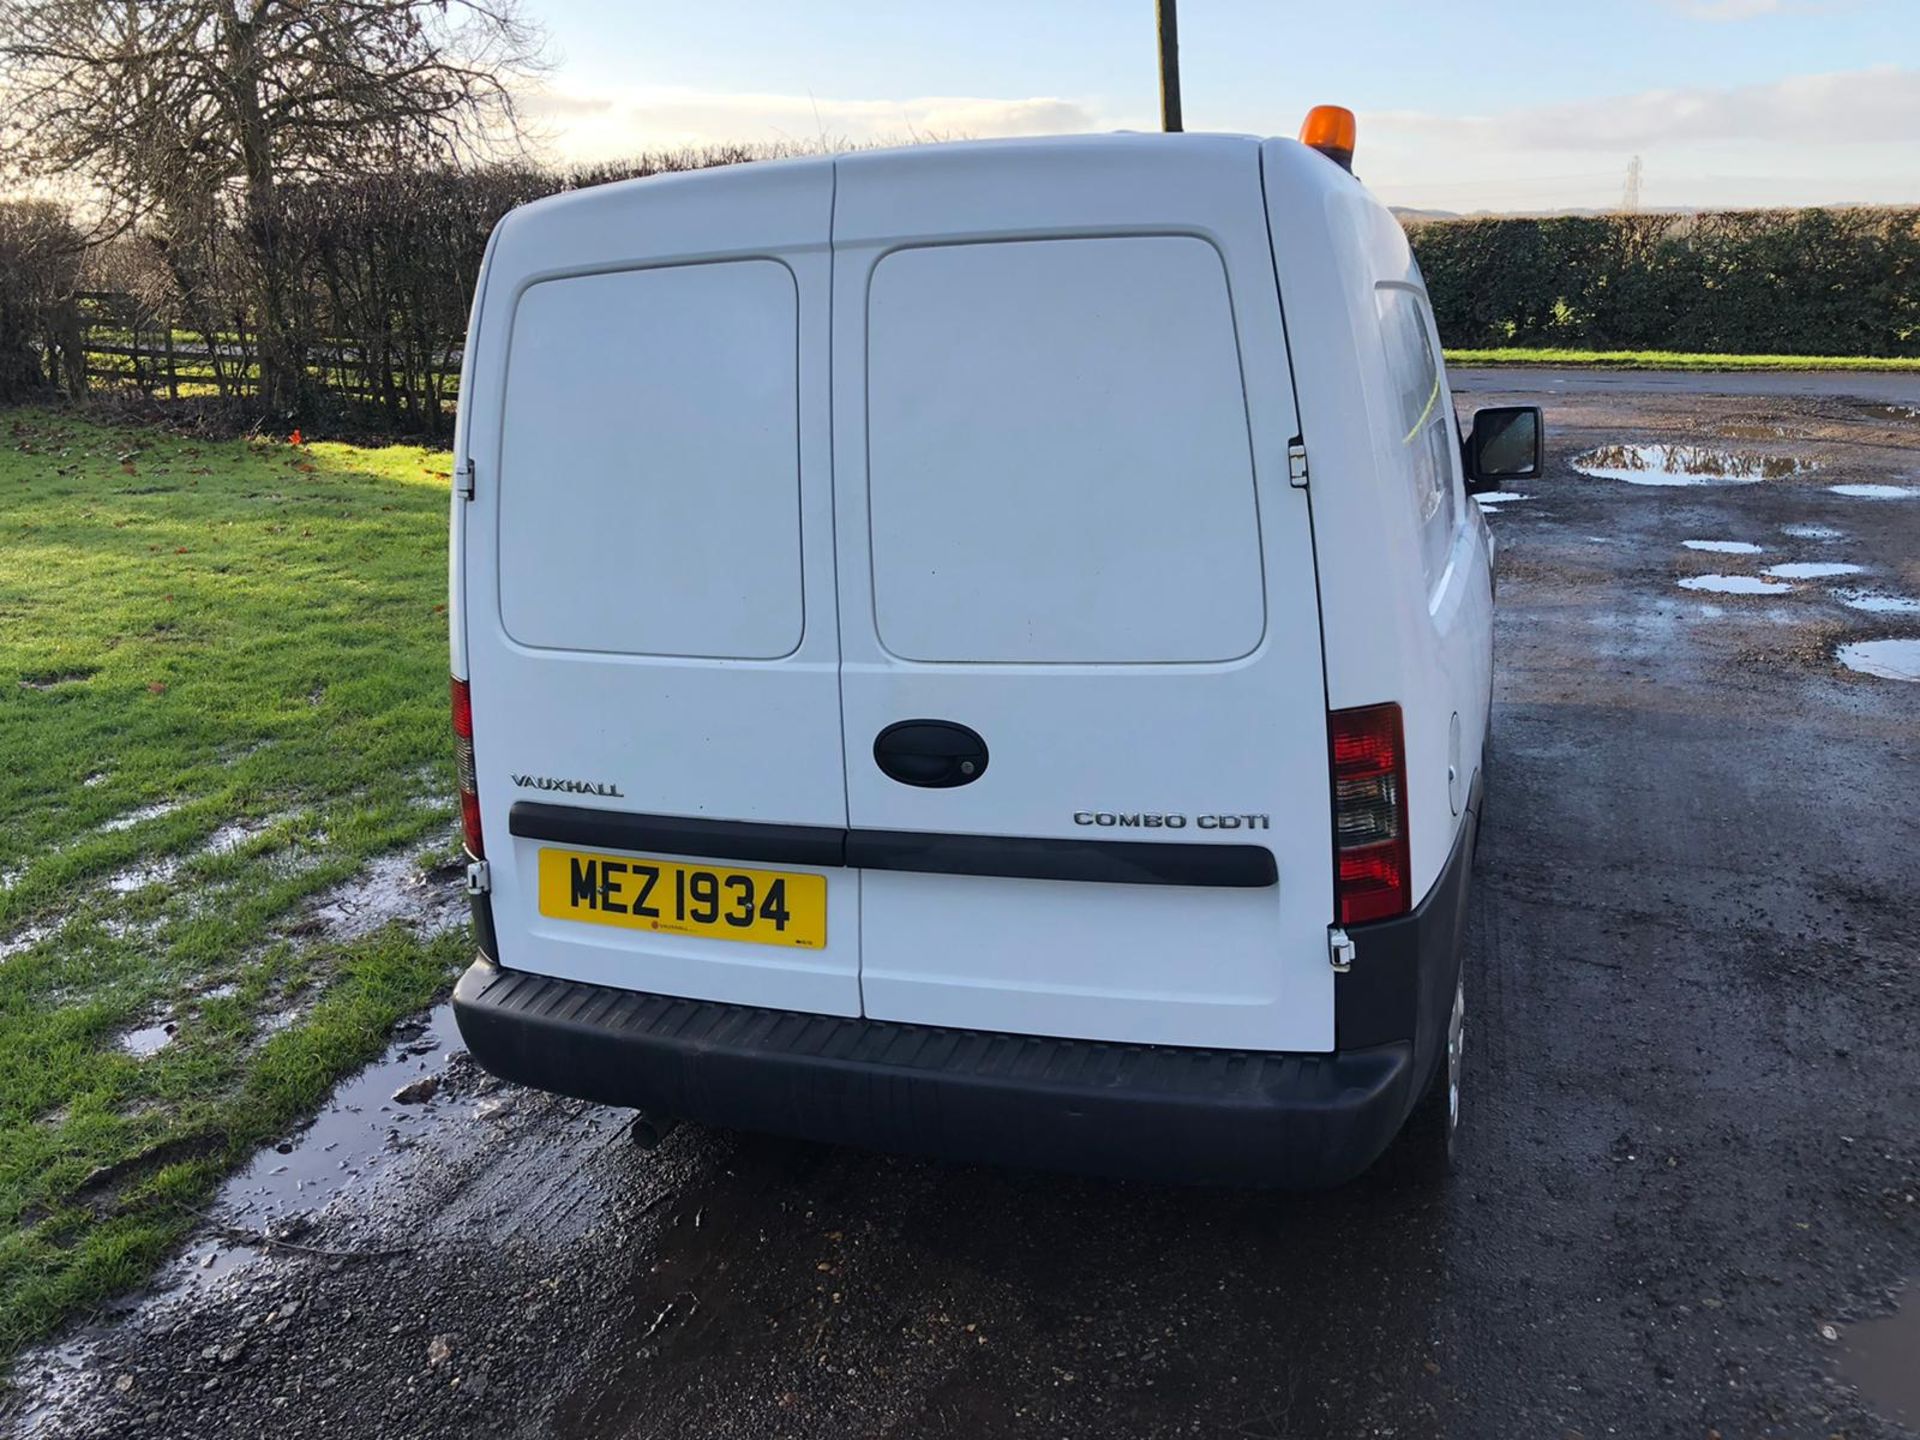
[1446, 348, 1920, 373]
[0, 409, 464, 1362]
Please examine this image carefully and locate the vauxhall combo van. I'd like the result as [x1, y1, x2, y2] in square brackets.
[449, 118, 1542, 1186]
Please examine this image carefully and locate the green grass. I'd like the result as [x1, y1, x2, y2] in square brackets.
[1445, 346, 1920, 372]
[0, 407, 466, 1364]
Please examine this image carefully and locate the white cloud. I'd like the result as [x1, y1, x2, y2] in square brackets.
[1355, 65, 1920, 211]
[1367, 64, 1918, 152]
[1662, 0, 1796, 18]
[521, 84, 1103, 164]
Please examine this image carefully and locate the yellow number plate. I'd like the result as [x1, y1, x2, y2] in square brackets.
[536, 848, 826, 949]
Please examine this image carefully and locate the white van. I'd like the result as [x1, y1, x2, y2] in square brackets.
[448, 123, 1542, 1186]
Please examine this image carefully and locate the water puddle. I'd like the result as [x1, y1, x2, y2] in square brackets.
[118, 1020, 178, 1057]
[1837, 639, 1920, 682]
[1679, 575, 1796, 595]
[202, 816, 277, 856]
[1782, 523, 1845, 541]
[301, 843, 464, 943]
[1766, 562, 1864, 580]
[1683, 540, 1763, 555]
[1835, 591, 1920, 616]
[194, 1003, 464, 1279]
[1859, 403, 1920, 422]
[100, 801, 183, 834]
[1829, 484, 1920, 500]
[1574, 443, 1813, 487]
[105, 855, 181, 894]
[0, 920, 60, 962]
[1838, 1288, 1920, 1427]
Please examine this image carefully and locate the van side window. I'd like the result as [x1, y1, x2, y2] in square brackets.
[1374, 285, 1460, 592]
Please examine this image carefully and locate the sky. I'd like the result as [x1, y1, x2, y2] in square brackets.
[518, 0, 1920, 213]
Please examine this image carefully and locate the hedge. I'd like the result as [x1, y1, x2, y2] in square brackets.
[1405, 208, 1920, 358]
[14, 171, 1920, 429]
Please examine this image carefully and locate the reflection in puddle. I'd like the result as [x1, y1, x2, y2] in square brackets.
[216, 1004, 463, 1237]
[1683, 540, 1763, 554]
[1829, 484, 1920, 500]
[106, 855, 181, 894]
[1837, 639, 1920, 682]
[100, 802, 183, 834]
[1782, 523, 1845, 541]
[1679, 575, 1796, 595]
[0, 921, 59, 962]
[1574, 443, 1813, 486]
[119, 1021, 178, 1057]
[1835, 591, 1920, 616]
[1766, 562, 1864, 580]
[1839, 1287, 1920, 1426]
[303, 845, 464, 944]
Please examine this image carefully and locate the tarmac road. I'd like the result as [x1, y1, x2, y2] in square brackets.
[9, 383, 1920, 1440]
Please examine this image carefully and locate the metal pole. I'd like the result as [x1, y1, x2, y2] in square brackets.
[1157, 0, 1183, 133]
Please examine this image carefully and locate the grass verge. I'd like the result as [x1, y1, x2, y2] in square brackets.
[0, 406, 463, 1365]
[1445, 347, 1920, 372]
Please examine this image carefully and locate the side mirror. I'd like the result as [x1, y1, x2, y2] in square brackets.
[1463, 406, 1543, 492]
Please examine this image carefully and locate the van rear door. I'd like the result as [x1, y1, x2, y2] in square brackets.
[830, 139, 1336, 1051]
[462, 162, 858, 1015]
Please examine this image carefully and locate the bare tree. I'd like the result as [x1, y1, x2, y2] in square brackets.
[0, 0, 546, 412]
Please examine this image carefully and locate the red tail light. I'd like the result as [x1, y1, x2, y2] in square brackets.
[1331, 703, 1409, 925]
[451, 676, 483, 858]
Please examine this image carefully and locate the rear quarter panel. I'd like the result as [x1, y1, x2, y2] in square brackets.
[1262, 141, 1491, 903]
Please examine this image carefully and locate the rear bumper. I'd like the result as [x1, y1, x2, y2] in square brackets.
[454, 779, 1479, 1189]
[454, 959, 1413, 1187]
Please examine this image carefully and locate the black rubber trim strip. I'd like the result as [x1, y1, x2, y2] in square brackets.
[845, 828, 1276, 887]
[509, 802, 845, 869]
[507, 801, 1276, 888]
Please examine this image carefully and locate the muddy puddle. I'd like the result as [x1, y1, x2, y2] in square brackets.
[1829, 484, 1920, 500]
[1683, 540, 1763, 554]
[1782, 523, 1845, 541]
[1839, 1287, 1920, 1428]
[1837, 639, 1920, 682]
[302, 846, 464, 943]
[1766, 561, 1864, 580]
[205, 1004, 465, 1251]
[1835, 591, 1920, 616]
[1679, 575, 1796, 595]
[99, 802, 183, 834]
[118, 1021, 178, 1057]
[1574, 443, 1813, 487]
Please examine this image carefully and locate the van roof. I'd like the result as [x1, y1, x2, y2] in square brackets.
[498, 131, 1370, 236]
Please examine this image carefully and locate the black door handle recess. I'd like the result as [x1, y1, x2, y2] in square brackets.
[873, 720, 989, 789]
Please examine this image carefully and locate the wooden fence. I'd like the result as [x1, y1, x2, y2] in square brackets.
[71, 291, 463, 429]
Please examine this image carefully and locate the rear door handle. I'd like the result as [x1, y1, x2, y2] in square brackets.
[872, 720, 989, 789]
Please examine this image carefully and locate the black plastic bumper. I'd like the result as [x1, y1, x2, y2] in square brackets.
[453, 785, 1479, 1189]
[455, 961, 1412, 1187]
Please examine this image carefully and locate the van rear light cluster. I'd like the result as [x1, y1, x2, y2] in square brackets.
[452, 676, 483, 858]
[1331, 703, 1409, 925]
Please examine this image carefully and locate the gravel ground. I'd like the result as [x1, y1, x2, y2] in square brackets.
[7, 379, 1918, 1440]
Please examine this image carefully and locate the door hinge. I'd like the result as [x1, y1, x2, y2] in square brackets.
[1328, 925, 1356, 973]
[1287, 442, 1309, 489]
[465, 859, 491, 896]
[455, 458, 476, 500]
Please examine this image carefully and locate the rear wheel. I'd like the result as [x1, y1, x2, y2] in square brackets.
[1387, 976, 1464, 1180]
